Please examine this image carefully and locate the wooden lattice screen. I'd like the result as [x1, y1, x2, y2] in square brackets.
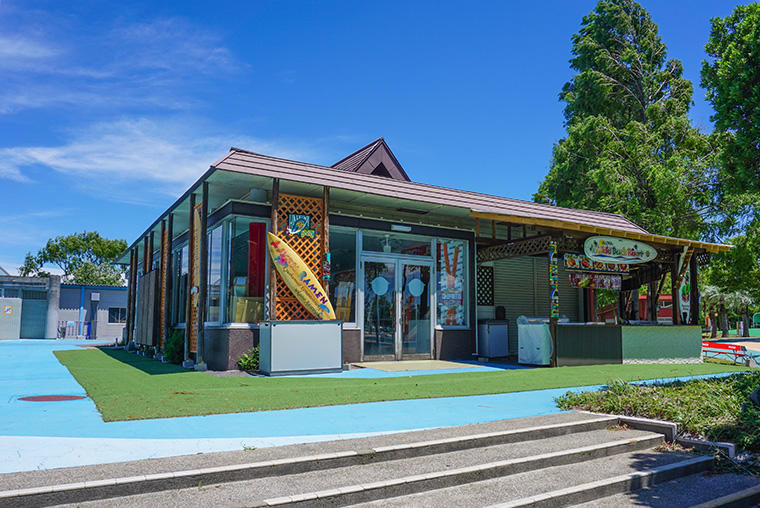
[477, 265, 494, 306]
[275, 193, 325, 320]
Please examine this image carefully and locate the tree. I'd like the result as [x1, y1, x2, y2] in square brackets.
[534, 0, 721, 239]
[701, 3, 760, 195]
[19, 231, 127, 285]
[703, 220, 760, 301]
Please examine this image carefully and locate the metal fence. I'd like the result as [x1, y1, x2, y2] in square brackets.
[57, 320, 92, 340]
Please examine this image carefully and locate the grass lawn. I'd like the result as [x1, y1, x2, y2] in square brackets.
[55, 348, 752, 422]
[556, 372, 760, 452]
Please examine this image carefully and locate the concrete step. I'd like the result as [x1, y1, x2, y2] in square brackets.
[353, 450, 711, 508]
[0, 412, 621, 507]
[572, 470, 760, 507]
[51, 428, 664, 507]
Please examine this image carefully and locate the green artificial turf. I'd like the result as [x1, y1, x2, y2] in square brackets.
[55, 348, 751, 422]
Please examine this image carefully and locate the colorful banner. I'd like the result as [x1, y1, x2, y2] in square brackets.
[568, 272, 622, 290]
[563, 253, 629, 273]
[437, 239, 465, 326]
[584, 236, 657, 264]
[549, 240, 559, 318]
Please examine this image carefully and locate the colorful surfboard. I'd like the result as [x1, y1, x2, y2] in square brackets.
[267, 232, 336, 320]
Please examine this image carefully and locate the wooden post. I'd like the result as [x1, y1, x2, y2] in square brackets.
[507, 224, 512, 241]
[491, 220, 496, 239]
[143, 236, 150, 276]
[183, 193, 195, 363]
[671, 256, 681, 325]
[197, 182, 208, 367]
[148, 231, 154, 272]
[689, 258, 699, 325]
[647, 281, 656, 321]
[475, 218, 480, 238]
[127, 248, 136, 344]
[322, 186, 330, 296]
[548, 239, 559, 367]
[164, 213, 174, 344]
[269, 178, 279, 320]
[159, 220, 166, 349]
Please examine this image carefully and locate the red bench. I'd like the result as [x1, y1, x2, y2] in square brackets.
[702, 341, 758, 366]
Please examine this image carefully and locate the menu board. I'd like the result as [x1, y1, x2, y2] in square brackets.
[564, 253, 629, 274]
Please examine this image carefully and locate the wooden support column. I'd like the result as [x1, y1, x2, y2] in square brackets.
[197, 182, 209, 367]
[507, 224, 512, 241]
[164, 213, 174, 345]
[183, 193, 195, 363]
[127, 248, 136, 344]
[689, 259, 699, 325]
[475, 218, 480, 238]
[269, 178, 280, 319]
[491, 220, 496, 239]
[646, 281, 656, 321]
[671, 255, 681, 325]
[148, 231, 154, 271]
[548, 239, 559, 367]
[143, 237, 149, 276]
[159, 220, 166, 349]
[322, 186, 330, 295]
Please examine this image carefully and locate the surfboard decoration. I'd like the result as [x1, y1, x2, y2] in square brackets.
[267, 232, 336, 320]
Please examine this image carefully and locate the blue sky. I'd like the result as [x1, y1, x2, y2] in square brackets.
[0, 0, 743, 274]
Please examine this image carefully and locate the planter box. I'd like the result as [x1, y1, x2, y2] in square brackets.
[259, 320, 343, 376]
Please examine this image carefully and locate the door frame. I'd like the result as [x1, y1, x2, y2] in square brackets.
[359, 254, 436, 361]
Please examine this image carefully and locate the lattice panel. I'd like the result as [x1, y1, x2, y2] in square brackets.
[477, 234, 552, 262]
[477, 265, 494, 306]
[275, 193, 324, 320]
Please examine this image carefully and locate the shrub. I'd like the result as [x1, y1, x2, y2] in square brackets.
[238, 346, 260, 372]
[163, 329, 185, 365]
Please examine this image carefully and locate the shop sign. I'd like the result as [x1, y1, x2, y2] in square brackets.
[267, 232, 336, 320]
[287, 214, 317, 238]
[583, 236, 656, 265]
[568, 273, 622, 290]
[564, 253, 629, 273]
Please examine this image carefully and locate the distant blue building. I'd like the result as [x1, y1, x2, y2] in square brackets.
[0, 274, 127, 340]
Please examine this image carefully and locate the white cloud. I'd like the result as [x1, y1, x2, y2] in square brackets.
[0, 117, 319, 197]
[0, 35, 58, 61]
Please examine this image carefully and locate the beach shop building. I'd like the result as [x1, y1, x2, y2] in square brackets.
[119, 138, 730, 371]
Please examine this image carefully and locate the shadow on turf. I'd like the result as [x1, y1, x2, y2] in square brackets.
[98, 347, 188, 375]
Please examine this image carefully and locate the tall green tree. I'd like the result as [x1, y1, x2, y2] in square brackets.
[701, 3, 760, 195]
[19, 231, 127, 286]
[534, 0, 720, 239]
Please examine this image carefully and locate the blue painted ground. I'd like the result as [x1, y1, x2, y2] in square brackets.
[0, 339, 746, 473]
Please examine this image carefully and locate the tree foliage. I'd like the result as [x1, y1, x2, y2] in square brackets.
[703, 220, 760, 301]
[534, 0, 720, 239]
[19, 231, 127, 286]
[701, 3, 760, 195]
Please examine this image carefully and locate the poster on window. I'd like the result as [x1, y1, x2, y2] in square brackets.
[568, 272, 622, 290]
[437, 239, 465, 326]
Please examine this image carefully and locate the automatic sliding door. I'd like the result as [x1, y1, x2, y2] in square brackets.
[363, 260, 396, 357]
[400, 263, 431, 356]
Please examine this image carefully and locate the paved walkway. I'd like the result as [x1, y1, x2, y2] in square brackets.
[0, 339, 743, 474]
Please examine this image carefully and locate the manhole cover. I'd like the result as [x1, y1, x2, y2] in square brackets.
[18, 395, 86, 402]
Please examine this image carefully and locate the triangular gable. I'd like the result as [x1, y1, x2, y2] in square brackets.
[332, 138, 411, 181]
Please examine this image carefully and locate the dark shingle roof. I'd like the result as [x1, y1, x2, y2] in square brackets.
[332, 138, 384, 173]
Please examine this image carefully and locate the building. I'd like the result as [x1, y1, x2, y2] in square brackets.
[0, 275, 127, 340]
[0, 265, 9, 276]
[119, 138, 729, 370]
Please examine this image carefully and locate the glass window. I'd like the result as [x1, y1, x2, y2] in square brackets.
[173, 245, 188, 324]
[207, 226, 223, 322]
[227, 218, 266, 323]
[108, 307, 127, 323]
[329, 229, 356, 323]
[362, 231, 431, 256]
[436, 238, 468, 327]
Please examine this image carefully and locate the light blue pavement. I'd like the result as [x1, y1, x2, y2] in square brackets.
[0, 339, 746, 473]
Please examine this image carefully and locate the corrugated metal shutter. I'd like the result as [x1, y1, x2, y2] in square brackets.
[492, 257, 582, 356]
[20, 290, 47, 339]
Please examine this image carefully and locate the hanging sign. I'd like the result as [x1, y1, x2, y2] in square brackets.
[584, 236, 657, 264]
[287, 214, 317, 238]
[569, 273, 622, 290]
[549, 240, 560, 318]
[680, 266, 691, 323]
[564, 253, 629, 273]
[267, 233, 336, 320]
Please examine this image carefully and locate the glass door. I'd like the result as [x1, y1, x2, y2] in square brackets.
[400, 262, 432, 356]
[363, 259, 396, 358]
[362, 257, 433, 360]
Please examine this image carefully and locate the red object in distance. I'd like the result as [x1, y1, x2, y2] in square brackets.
[18, 395, 86, 402]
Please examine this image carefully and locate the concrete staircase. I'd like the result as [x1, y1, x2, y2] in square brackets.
[1, 412, 758, 507]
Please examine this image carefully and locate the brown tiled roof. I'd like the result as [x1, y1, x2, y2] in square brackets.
[332, 138, 383, 172]
[214, 148, 650, 235]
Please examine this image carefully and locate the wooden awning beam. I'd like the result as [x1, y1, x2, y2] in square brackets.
[470, 210, 731, 254]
